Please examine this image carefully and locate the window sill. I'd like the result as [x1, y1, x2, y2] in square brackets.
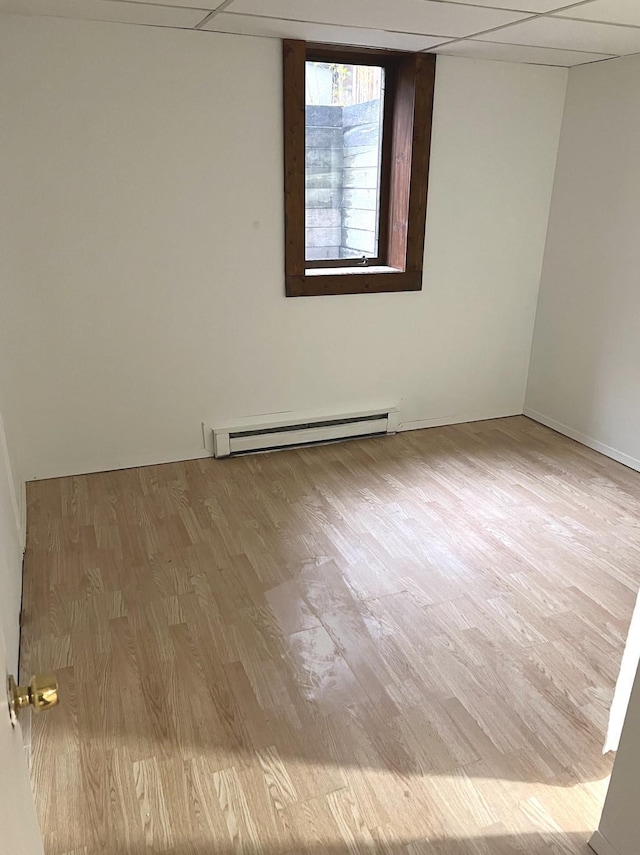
[305, 266, 402, 277]
[286, 269, 421, 297]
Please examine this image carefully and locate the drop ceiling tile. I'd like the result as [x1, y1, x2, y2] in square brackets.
[86, 0, 218, 7]
[0, 0, 208, 26]
[107, 0, 217, 7]
[225, 0, 532, 38]
[475, 15, 640, 53]
[435, 0, 571, 10]
[202, 12, 448, 50]
[434, 38, 614, 65]
[555, 0, 640, 27]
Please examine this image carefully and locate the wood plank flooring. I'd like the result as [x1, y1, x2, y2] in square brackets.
[21, 416, 640, 854]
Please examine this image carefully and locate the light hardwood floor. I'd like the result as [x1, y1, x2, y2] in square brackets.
[21, 416, 640, 854]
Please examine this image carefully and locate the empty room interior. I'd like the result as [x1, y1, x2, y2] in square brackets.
[3, 0, 640, 853]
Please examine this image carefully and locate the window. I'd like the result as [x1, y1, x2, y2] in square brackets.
[305, 59, 386, 266]
[283, 41, 436, 297]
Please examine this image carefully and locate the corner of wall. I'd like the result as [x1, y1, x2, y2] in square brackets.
[522, 67, 570, 413]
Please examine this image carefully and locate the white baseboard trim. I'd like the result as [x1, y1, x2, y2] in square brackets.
[32, 409, 611, 481]
[24, 413, 514, 480]
[398, 411, 520, 433]
[26, 449, 212, 482]
[523, 408, 640, 474]
[589, 830, 621, 855]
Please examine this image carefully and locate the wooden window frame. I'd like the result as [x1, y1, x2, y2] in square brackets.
[283, 40, 436, 298]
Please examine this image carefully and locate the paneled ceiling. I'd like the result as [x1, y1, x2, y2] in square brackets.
[2, 0, 640, 67]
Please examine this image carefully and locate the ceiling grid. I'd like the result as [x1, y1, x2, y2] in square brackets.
[1, 0, 639, 66]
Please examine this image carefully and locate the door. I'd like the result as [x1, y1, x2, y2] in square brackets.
[592, 660, 640, 854]
[0, 623, 45, 855]
[605, 589, 640, 752]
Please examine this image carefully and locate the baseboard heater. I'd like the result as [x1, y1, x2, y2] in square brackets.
[212, 406, 399, 458]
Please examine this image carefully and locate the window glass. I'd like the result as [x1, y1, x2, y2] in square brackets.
[305, 61, 385, 262]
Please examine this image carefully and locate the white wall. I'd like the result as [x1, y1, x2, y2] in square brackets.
[526, 53, 640, 471]
[0, 15, 567, 481]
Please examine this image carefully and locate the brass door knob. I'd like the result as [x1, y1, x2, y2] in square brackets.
[7, 673, 59, 719]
